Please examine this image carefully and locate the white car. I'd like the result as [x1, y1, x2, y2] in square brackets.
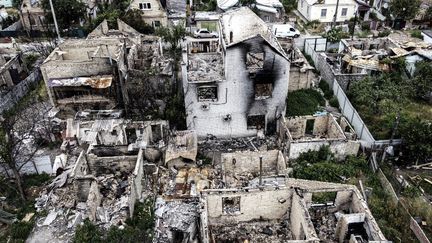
[193, 29, 219, 38]
[272, 24, 301, 38]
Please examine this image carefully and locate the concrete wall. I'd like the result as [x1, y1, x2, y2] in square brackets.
[290, 192, 319, 240]
[0, 69, 40, 115]
[222, 150, 286, 176]
[183, 36, 289, 138]
[86, 154, 138, 176]
[288, 140, 360, 159]
[206, 189, 292, 224]
[285, 114, 345, 139]
[289, 66, 315, 92]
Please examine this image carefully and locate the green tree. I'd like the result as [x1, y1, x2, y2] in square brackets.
[156, 23, 186, 55]
[121, 9, 154, 34]
[41, 0, 86, 30]
[412, 61, 432, 100]
[399, 118, 432, 165]
[389, 0, 421, 20]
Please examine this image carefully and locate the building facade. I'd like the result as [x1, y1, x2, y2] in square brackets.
[129, 0, 168, 27]
[297, 0, 357, 23]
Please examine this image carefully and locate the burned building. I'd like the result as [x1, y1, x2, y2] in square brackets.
[0, 51, 28, 90]
[41, 19, 171, 117]
[200, 179, 389, 243]
[40, 38, 127, 115]
[278, 113, 360, 159]
[182, 7, 290, 138]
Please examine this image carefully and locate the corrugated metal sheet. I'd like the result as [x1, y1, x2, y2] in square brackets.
[48, 75, 113, 89]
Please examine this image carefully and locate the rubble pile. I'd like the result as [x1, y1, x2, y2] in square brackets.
[211, 219, 293, 242]
[198, 135, 278, 153]
[309, 208, 338, 241]
[154, 199, 200, 243]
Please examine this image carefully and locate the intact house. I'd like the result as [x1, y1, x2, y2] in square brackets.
[200, 178, 389, 242]
[278, 113, 360, 159]
[297, 0, 358, 23]
[181, 7, 290, 138]
[19, 0, 46, 32]
[129, 0, 168, 28]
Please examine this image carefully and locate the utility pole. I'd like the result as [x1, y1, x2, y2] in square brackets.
[49, 0, 61, 42]
[331, 0, 340, 28]
[351, 11, 358, 39]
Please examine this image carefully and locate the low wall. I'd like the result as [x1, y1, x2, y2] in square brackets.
[0, 69, 41, 114]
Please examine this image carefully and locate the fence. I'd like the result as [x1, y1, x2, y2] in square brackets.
[0, 68, 41, 114]
[302, 38, 404, 148]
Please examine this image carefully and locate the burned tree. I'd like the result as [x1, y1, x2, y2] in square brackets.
[0, 101, 52, 201]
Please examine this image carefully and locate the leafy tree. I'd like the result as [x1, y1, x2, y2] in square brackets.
[412, 61, 432, 100]
[324, 27, 350, 42]
[0, 111, 42, 201]
[121, 9, 154, 34]
[389, 0, 421, 20]
[425, 6, 432, 20]
[156, 23, 186, 54]
[281, 0, 297, 13]
[399, 118, 432, 164]
[41, 0, 86, 30]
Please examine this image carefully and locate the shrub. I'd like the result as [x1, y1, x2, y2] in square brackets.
[10, 221, 34, 241]
[411, 30, 422, 39]
[318, 80, 332, 99]
[378, 30, 391, 37]
[73, 219, 103, 243]
[286, 89, 325, 116]
[329, 96, 339, 108]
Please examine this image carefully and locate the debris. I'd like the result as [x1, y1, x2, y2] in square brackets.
[22, 212, 35, 222]
[43, 210, 58, 226]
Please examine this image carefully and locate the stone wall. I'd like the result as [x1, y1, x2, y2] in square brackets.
[0, 69, 41, 114]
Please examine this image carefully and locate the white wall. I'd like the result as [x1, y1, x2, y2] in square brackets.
[298, 0, 357, 23]
[421, 32, 432, 44]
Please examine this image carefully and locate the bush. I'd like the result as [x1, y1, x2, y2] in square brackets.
[318, 80, 332, 99]
[73, 219, 103, 243]
[378, 30, 391, 37]
[329, 96, 339, 108]
[10, 221, 34, 241]
[286, 89, 325, 116]
[411, 30, 422, 39]
[324, 27, 350, 42]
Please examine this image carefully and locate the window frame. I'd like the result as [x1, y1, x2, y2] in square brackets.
[197, 85, 218, 102]
[320, 8, 327, 18]
[139, 2, 152, 10]
[341, 7, 348, 17]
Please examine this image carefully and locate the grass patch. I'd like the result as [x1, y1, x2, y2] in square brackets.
[286, 89, 325, 116]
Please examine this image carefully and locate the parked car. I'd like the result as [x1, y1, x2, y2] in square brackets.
[271, 24, 300, 38]
[193, 28, 218, 38]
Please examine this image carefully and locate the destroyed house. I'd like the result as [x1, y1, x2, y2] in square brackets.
[0, 51, 27, 90]
[65, 117, 169, 148]
[278, 113, 360, 159]
[182, 7, 290, 138]
[200, 179, 389, 243]
[41, 39, 127, 115]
